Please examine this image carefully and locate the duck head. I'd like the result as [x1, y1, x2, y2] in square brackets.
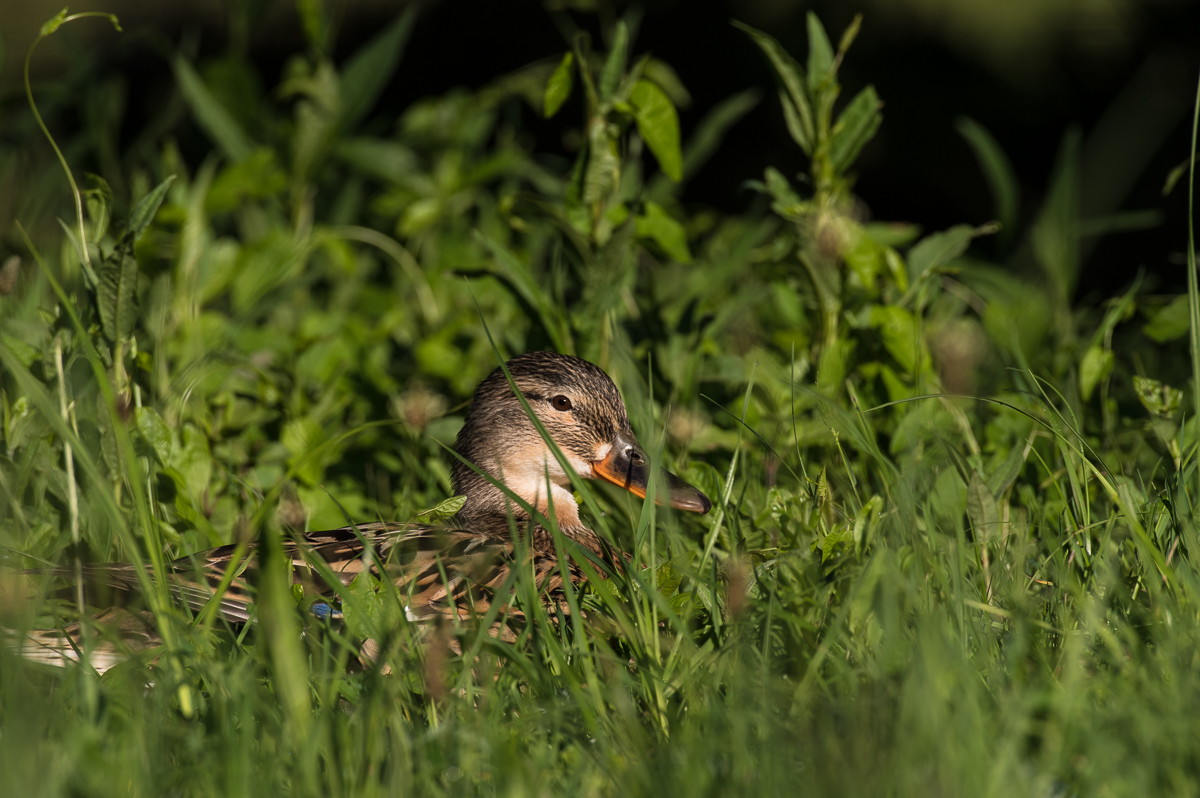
[451, 352, 711, 537]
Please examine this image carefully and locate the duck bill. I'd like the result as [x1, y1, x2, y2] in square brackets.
[593, 432, 712, 514]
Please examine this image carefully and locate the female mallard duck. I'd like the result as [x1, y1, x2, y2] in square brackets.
[17, 352, 711, 670]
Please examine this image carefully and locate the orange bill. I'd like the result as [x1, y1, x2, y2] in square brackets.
[593, 431, 712, 514]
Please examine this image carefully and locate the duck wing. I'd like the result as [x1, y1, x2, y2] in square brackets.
[20, 521, 584, 627]
[12, 521, 615, 673]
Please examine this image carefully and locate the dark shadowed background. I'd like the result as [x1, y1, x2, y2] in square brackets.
[3, 0, 1199, 296]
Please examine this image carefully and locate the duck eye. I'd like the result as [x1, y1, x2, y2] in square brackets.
[550, 395, 573, 412]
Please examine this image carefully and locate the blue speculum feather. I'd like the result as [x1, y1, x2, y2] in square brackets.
[309, 602, 343, 621]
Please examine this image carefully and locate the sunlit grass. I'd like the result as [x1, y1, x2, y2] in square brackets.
[0, 6, 1198, 797]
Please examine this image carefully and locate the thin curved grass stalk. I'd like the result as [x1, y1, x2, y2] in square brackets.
[330, 225, 439, 323]
[22, 10, 122, 285]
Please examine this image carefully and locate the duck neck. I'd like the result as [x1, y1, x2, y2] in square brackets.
[451, 468, 606, 554]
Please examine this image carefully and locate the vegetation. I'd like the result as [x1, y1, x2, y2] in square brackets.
[1, 5, 1198, 795]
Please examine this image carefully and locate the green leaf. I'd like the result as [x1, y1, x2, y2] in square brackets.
[851, 494, 883, 549]
[343, 572, 377, 640]
[816, 339, 854, 395]
[1143, 296, 1190, 343]
[173, 56, 255, 162]
[966, 470, 1000, 540]
[135, 406, 173, 464]
[761, 167, 802, 207]
[836, 14, 864, 60]
[830, 85, 882, 173]
[583, 120, 621, 205]
[0, 332, 38, 368]
[733, 21, 814, 154]
[56, 218, 98, 289]
[478, 232, 573, 354]
[643, 58, 691, 108]
[97, 248, 139, 342]
[842, 224, 885, 292]
[630, 79, 682, 182]
[677, 89, 759, 182]
[599, 21, 630, 101]
[986, 441, 1027, 498]
[417, 494, 466, 522]
[907, 224, 978, 281]
[876, 363, 912, 404]
[1079, 345, 1114, 401]
[640, 89, 759, 200]
[778, 90, 812, 154]
[296, 0, 329, 54]
[282, 417, 325, 487]
[84, 174, 113, 243]
[168, 468, 220, 546]
[339, 7, 418, 130]
[1133, 376, 1182, 418]
[870, 305, 925, 374]
[821, 525, 854, 561]
[544, 52, 575, 118]
[656, 561, 684, 599]
[126, 175, 175, 244]
[956, 117, 1019, 241]
[865, 222, 921, 249]
[805, 12, 834, 92]
[939, 437, 972, 486]
[289, 61, 341, 185]
[207, 150, 287, 212]
[174, 424, 212, 499]
[1163, 157, 1190, 196]
[1080, 209, 1164, 238]
[981, 291, 1053, 363]
[232, 231, 305, 312]
[636, 201, 692, 263]
[258, 527, 311, 743]
[333, 138, 418, 184]
[199, 55, 264, 137]
[1032, 128, 1081, 304]
[345, 571, 404, 642]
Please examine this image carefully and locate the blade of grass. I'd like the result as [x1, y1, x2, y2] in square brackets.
[1186, 68, 1200, 499]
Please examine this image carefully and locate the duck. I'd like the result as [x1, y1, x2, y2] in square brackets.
[14, 351, 712, 671]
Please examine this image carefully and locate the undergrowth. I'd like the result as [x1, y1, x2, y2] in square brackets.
[0, 5, 1198, 796]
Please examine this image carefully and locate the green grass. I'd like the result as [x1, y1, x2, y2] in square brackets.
[1, 6, 1199, 796]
